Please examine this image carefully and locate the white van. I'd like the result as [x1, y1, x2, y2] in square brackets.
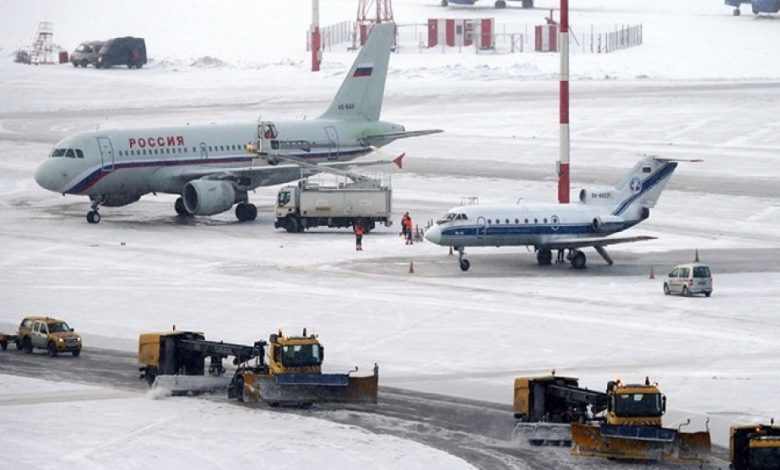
[664, 263, 713, 297]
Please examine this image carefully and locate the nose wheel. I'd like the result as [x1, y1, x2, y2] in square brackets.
[86, 198, 102, 224]
[456, 247, 470, 271]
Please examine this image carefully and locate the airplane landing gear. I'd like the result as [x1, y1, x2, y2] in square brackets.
[733, 7, 741, 15]
[174, 197, 192, 217]
[456, 246, 470, 272]
[235, 203, 258, 222]
[569, 249, 587, 270]
[86, 197, 102, 224]
[536, 248, 552, 265]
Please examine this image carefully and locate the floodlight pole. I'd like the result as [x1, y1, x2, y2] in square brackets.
[558, 0, 570, 203]
[311, 0, 321, 72]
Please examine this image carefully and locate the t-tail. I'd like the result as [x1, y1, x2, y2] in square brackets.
[578, 156, 678, 221]
[319, 23, 395, 122]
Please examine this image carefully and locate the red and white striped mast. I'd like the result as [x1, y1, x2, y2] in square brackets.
[311, 0, 321, 72]
[557, 0, 570, 203]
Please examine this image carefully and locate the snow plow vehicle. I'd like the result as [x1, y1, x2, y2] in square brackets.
[227, 329, 378, 406]
[730, 422, 780, 470]
[512, 374, 711, 463]
[137, 328, 378, 406]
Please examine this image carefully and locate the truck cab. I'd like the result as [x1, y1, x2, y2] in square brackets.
[730, 424, 780, 470]
[267, 329, 324, 375]
[606, 380, 665, 427]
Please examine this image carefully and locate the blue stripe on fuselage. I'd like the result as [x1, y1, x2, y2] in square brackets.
[65, 150, 367, 195]
[439, 221, 635, 240]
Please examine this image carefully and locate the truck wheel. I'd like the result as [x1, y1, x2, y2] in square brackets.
[235, 376, 245, 402]
[22, 337, 32, 354]
[15, 339, 21, 350]
[72, 349, 81, 357]
[144, 368, 158, 387]
[682, 285, 691, 297]
[47, 341, 58, 357]
[81, 60, 88, 67]
[663, 283, 670, 295]
[285, 217, 299, 233]
[0, 340, 7, 351]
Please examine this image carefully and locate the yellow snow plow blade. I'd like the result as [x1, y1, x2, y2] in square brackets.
[240, 365, 379, 406]
[571, 422, 710, 462]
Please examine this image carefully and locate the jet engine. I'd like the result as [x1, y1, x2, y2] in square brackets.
[591, 215, 624, 233]
[182, 180, 236, 216]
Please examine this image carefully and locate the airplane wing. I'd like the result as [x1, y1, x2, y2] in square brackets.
[163, 155, 402, 189]
[362, 129, 442, 147]
[541, 235, 657, 251]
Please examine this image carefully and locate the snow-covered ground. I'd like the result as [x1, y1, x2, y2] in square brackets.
[1, 0, 780, 468]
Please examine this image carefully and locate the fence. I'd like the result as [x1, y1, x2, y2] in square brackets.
[306, 20, 353, 51]
[307, 22, 642, 55]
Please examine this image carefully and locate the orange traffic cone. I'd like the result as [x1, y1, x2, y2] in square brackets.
[649, 266, 655, 279]
[694, 249, 700, 263]
[409, 260, 415, 274]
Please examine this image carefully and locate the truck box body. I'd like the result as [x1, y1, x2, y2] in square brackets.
[276, 180, 392, 231]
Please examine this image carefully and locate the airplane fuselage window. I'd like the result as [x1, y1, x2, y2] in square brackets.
[544, 218, 548, 224]
[534, 218, 538, 224]
[515, 219, 519, 224]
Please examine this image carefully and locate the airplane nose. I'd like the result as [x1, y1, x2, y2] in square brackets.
[34, 160, 60, 192]
[424, 224, 442, 244]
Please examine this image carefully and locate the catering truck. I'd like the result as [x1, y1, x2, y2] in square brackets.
[275, 178, 392, 233]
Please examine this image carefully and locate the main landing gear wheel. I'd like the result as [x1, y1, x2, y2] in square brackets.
[570, 250, 587, 270]
[441, 0, 448, 5]
[733, 8, 741, 15]
[536, 248, 552, 265]
[174, 197, 192, 217]
[495, 0, 507, 8]
[235, 203, 257, 222]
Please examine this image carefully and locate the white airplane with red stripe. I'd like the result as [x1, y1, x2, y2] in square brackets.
[34, 24, 439, 223]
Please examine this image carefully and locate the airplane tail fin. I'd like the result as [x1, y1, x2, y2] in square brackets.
[319, 23, 395, 122]
[608, 156, 678, 218]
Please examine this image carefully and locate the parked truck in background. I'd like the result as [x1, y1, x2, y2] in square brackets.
[275, 178, 392, 233]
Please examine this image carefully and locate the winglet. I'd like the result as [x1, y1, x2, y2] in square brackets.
[393, 153, 405, 169]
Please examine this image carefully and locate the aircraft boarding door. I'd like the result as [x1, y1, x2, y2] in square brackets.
[476, 216, 487, 240]
[324, 125, 340, 161]
[257, 122, 279, 154]
[200, 142, 208, 159]
[96, 137, 114, 172]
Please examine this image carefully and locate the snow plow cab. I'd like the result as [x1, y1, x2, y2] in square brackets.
[730, 423, 780, 470]
[571, 378, 711, 463]
[227, 329, 379, 407]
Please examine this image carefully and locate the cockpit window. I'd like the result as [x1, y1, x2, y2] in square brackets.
[437, 212, 468, 224]
[65, 149, 76, 158]
[76, 149, 84, 158]
[50, 148, 66, 157]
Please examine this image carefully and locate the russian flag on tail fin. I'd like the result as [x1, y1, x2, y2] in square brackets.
[353, 63, 374, 77]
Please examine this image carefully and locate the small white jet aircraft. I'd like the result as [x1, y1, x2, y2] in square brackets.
[34, 24, 439, 223]
[425, 156, 679, 271]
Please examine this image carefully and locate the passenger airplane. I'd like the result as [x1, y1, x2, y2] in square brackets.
[34, 24, 440, 223]
[425, 156, 680, 271]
